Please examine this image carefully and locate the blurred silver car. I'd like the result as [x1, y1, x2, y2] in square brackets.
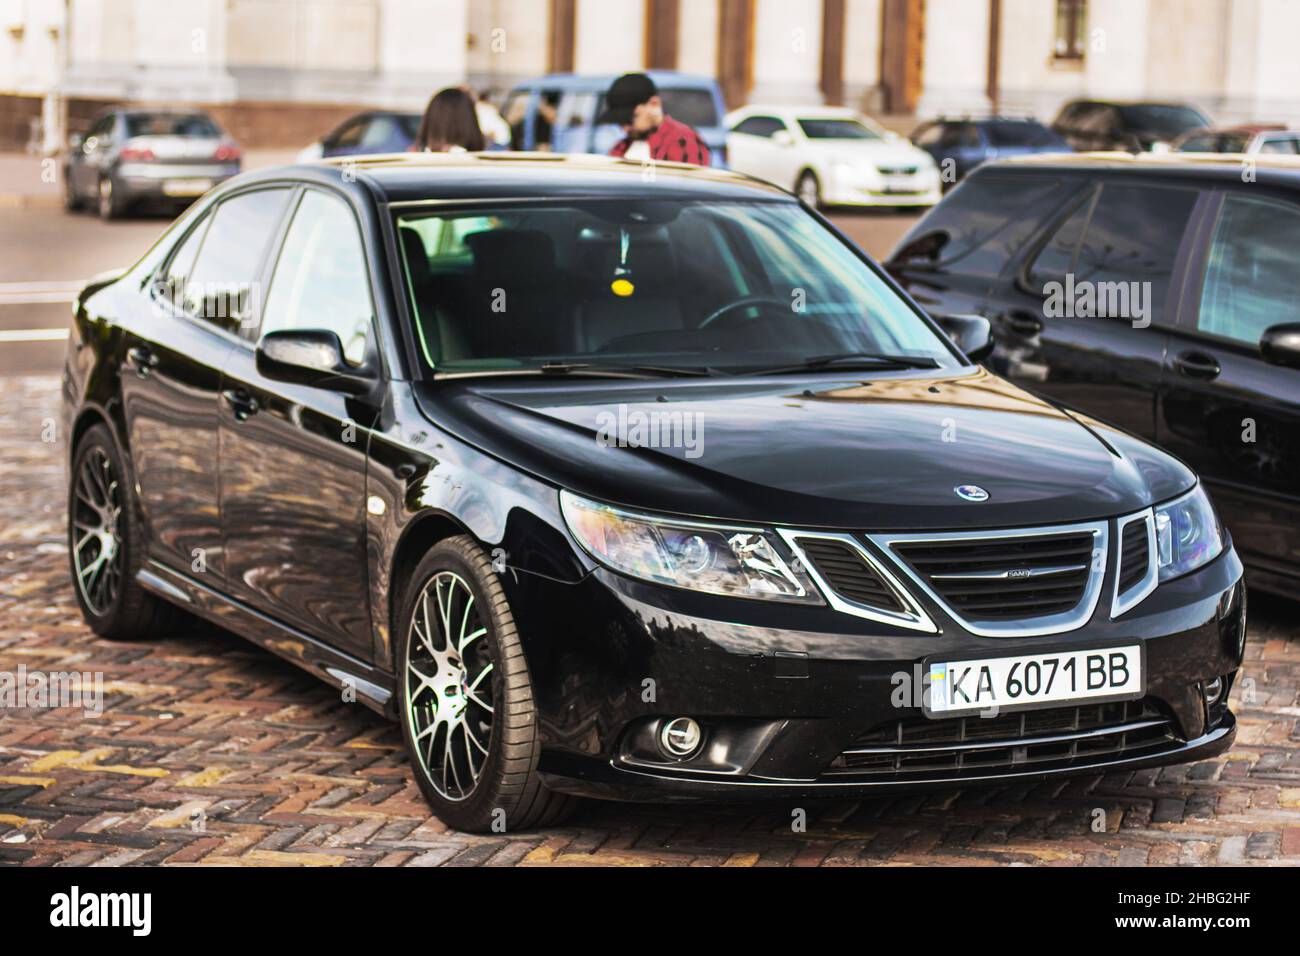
[64, 108, 241, 219]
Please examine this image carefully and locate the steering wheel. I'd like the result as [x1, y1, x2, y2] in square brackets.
[698, 295, 791, 330]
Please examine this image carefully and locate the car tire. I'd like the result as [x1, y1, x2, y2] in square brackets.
[63, 170, 83, 212]
[97, 175, 126, 220]
[796, 169, 822, 209]
[68, 423, 188, 641]
[396, 535, 578, 833]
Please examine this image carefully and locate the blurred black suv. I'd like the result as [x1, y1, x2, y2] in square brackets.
[1052, 100, 1209, 153]
[887, 154, 1300, 597]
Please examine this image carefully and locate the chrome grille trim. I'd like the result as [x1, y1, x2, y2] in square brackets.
[777, 529, 938, 633]
[1112, 508, 1158, 619]
[867, 520, 1109, 637]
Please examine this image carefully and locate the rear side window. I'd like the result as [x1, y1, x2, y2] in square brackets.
[890, 173, 1065, 279]
[986, 122, 1057, 147]
[1198, 194, 1300, 346]
[733, 116, 785, 138]
[179, 188, 291, 335]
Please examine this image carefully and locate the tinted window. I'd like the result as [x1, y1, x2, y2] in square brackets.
[912, 123, 942, 147]
[1027, 191, 1092, 288]
[1118, 105, 1206, 138]
[986, 121, 1059, 147]
[733, 116, 785, 138]
[182, 189, 291, 334]
[1198, 195, 1300, 346]
[890, 174, 1065, 279]
[658, 89, 719, 128]
[261, 191, 372, 365]
[125, 113, 220, 138]
[359, 115, 403, 148]
[1258, 136, 1298, 155]
[159, 215, 213, 307]
[331, 118, 367, 148]
[940, 123, 980, 148]
[797, 118, 881, 140]
[1071, 183, 1197, 322]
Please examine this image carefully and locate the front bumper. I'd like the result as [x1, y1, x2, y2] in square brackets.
[509, 540, 1246, 802]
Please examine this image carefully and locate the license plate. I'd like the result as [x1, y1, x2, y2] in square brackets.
[925, 645, 1142, 717]
[162, 178, 212, 197]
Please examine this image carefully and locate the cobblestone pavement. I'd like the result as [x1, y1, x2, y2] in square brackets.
[2, 376, 1299, 867]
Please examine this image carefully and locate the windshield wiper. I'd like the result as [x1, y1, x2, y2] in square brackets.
[534, 362, 718, 378]
[742, 352, 941, 376]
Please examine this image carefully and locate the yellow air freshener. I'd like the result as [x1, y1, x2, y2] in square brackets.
[611, 278, 635, 297]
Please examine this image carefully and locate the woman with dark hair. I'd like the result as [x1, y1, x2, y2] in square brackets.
[416, 87, 486, 152]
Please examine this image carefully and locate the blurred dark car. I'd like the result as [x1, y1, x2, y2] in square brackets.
[911, 117, 1069, 183]
[1174, 124, 1300, 156]
[886, 153, 1300, 597]
[299, 110, 421, 160]
[1052, 100, 1209, 153]
[64, 108, 241, 219]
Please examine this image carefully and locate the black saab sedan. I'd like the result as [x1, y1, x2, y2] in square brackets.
[62, 153, 1244, 832]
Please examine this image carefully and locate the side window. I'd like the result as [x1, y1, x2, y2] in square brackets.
[181, 188, 291, 334]
[1259, 136, 1298, 155]
[1198, 194, 1300, 347]
[1026, 189, 1094, 289]
[912, 123, 942, 147]
[1070, 182, 1198, 323]
[331, 119, 367, 149]
[158, 214, 213, 306]
[556, 92, 596, 129]
[733, 116, 782, 138]
[890, 173, 1065, 279]
[259, 190, 373, 366]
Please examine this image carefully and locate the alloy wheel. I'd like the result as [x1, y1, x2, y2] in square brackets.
[98, 177, 113, 218]
[71, 446, 123, 616]
[798, 172, 820, 207]
[405, 571, 495, 802]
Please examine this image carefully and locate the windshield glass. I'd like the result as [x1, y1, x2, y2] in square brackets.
[125, 114, 220, 138]
[797, 118, 882, 140]
[1118, 105, 1205, 138]
[395, 200, 956, 376]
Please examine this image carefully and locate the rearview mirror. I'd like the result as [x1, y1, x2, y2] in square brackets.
[772, 129, 794, 147]
[936, 313, 995, 362]
[1260, 322, 1300, 370]
[255, 329, 375, 395]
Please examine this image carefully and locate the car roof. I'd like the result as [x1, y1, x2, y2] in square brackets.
[233, 151, 793, 203]
[991, 150, 1300, 183]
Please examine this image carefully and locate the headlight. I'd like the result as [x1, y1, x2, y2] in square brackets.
[1154, 485, 1223, 582]
[560, 491, 822, 604]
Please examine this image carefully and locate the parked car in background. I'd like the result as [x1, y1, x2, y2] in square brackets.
[64, 107, 241, 219]
[62, 152, 1242, 832]
[501, 71, 728, 167]
[911, 117, 1069, 184]
[1174, 124, 1300, 156]
[1052, 100, 1210, 152]
[297, 110, 421, 161]
[887, 153, 1300, 597]
[726, 105, 941, 208]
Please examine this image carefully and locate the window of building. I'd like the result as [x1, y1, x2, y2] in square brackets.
[1054, 0, 1087, 60]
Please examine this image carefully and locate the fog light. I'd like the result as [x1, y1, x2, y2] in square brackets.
[1203, 677, 1224, 706]
[659, 717, 703, 758]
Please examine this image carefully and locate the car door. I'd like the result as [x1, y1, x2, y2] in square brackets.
[981, 177, 1203, 440]
[218, 186, 380, 657]
[728, 116, 787, 185]
[122, 187, 292, 580]
[1159, 188, 1300, 583]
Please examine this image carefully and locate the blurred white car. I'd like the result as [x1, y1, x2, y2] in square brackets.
[725, 105, 941, 208]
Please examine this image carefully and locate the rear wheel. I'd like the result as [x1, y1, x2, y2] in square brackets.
[97, 175, 126, 220]
[68, 423, 185, 640]
[63, 170, 82, 212]
[396, 536, 577, 832]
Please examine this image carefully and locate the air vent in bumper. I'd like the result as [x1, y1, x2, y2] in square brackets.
[1112, 509, 1157, 618]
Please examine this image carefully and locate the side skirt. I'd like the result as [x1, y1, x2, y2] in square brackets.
[137, 561, 398, 718]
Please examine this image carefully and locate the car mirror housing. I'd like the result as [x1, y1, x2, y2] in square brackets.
[936, 313, 995, 363]
[1260, 322, 1300, 370]
[255, 329, 375, 395]
[772, 129, 794, 147]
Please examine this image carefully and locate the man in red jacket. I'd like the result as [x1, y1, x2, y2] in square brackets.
[600, 73, 711, 166]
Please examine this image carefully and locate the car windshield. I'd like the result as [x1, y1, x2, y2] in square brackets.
[125, 114, 220, 138]
[797, 118, 882, 140]
[985, 121, 1060, 147]
[1118, 105, 1205, 138]
[395, 199, 956, 376]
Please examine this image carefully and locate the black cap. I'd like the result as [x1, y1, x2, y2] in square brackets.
[597, 73, 658, 126]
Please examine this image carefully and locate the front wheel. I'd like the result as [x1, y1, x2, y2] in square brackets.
[796, 169, 822, 209]
[396, 536, 577, 832]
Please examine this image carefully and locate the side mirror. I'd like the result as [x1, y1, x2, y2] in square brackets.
[1260, 322, 1300, 370]
[68, 132, 84, 151]
[255, 329, 375, 395]
[772, 129, 794, 147]
[936, 313, 995, 362]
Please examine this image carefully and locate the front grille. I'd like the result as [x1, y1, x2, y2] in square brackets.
[824, 699, 1176, 779]
[1117, 520, 1150, 594]
[796, 539, 903, 612]
[891, 531, 1095, 621]
[878, 165, 918, 175]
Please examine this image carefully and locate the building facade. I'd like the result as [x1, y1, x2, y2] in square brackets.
[3, 0, 1300, 151]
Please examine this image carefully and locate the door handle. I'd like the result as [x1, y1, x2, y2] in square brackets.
[221, 387, 260, 421]
[125, 345, 158, 378]
[1002, 310, 1044, 336]
[1173, 350, 1221, 381]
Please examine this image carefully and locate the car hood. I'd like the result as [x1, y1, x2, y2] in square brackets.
[411, 367, 1194, 531]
